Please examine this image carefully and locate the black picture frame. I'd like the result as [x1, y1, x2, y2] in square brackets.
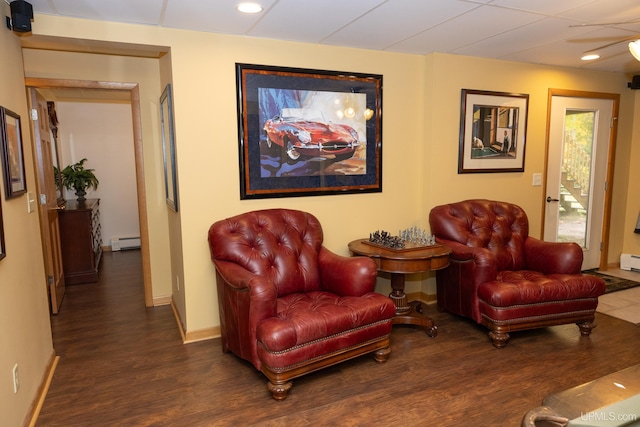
[1, 107, 27, 198]
[458, 89, 529, 173]
[0, 194, 5, 261]
[236, 63, 382, 199]
[160, 84, 178, 211]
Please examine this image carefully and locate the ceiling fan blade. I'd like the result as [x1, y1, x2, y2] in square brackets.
[584, 34, 640, 52]
[570, 20, 640, 28]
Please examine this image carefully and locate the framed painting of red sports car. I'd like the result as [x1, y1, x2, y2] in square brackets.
[236, 63, 382, 199]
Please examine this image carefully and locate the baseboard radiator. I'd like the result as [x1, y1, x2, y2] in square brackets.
[620, 254, 640, 272]
[111, 236, 141, 251]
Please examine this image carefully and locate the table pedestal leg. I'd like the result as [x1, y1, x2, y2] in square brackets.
[389, 272, 438, 337]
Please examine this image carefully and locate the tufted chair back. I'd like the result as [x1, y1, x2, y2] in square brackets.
[429, 199, 529, 272]
[429, 199, 605, 348]
[207, 208, 324, 297]
[208, 208, 395, 399]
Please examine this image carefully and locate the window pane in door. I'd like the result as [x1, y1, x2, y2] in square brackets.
[557, 110, 595, 248]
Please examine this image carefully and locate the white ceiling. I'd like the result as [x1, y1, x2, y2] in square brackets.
[20, 0, 640, 75]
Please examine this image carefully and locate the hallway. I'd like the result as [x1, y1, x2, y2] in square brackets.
[39, 250, 191, 425]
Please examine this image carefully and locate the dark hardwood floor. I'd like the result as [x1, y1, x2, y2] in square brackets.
[36, 250, 640, 426]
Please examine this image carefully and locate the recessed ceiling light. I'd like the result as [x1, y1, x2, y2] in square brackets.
[237, 2, 263, 14]
[581, 53, 600, 61]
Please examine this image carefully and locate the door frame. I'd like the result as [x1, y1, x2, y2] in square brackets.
[25, 77, 153, 306]
[28, 88, 66, 313]
[543, 89, 620, 271]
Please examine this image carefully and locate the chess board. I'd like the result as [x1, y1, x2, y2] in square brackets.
[362, 240, 442, 252]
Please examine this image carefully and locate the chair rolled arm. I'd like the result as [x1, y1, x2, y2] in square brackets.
[318, 246, 377, 297]
[438, 238, 475, 262]
[524, 237, 583, 274]
[440, 238, 496, 263]
[213, 259, 278, 315]
[521, 406, 568, 427]
[438, 238, 499, 283]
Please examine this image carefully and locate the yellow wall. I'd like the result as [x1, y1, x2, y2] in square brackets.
[4, 11, 640, 423]
[0, 4, 54, 425]
[22, 48, 172, 303]
[26, 15, 638, 337]
[168, 33, 428, 333]
[425, 53, 635, 248]
[27, 15, 429, 334]
[158, 51, 188, 329]
[624, 92, 640, 256]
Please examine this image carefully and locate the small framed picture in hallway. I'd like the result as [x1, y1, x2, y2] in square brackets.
[160, 84, 178, 211]
[1, 107, 27, 199]
[0, 190, 5, 260]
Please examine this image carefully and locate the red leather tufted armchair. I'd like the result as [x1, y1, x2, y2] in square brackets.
[208, 209, 396, 400]
[429, 199, 606, 348]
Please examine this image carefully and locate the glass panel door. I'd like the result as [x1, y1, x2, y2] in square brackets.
[545, 96, 612, 270]
[556, 110, 595, 247]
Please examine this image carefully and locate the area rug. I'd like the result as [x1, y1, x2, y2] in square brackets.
[582, 269, 640, 294]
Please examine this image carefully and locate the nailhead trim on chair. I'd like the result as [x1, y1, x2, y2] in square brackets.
[481, 308, 596, 325]
[258, 319, 391, 371]
[480, 297, 599, 311]
[264, 336, 390, 373]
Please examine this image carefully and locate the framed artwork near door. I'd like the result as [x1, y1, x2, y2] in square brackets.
[0, 107, 27, 199]
[458, 89, 529, 173]
[235, 63, 382, 199]
[160, 84, 178, 212]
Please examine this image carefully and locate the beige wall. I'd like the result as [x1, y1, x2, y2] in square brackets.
[26, 15, 430, 333]
[425, 53, 635, 252]
[27, 14, 638, 336]
[3, 11, 640, 424]
[624, 92, 640, 256]
[168, 33, 428, 333]
[22, 48, 172, 303]
[0, 4, 54, 425]
[157, 51, 188, 328]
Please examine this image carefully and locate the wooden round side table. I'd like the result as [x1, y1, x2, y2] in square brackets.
[348, 238, 451, 337]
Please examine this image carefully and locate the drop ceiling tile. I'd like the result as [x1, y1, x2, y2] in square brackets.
[162, 0, 278, 34]
[484, 0, 598, 15]
[248, 0, 387, 42]
[389, 5, 543, 54]
[323, 0, 480, 50]
[26, 0, 57, 15]
[557, 0, 640, 23]
[453, 17, 630, 59]
[49, 0, 165, 25]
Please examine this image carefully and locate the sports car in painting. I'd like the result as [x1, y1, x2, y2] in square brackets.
[263, 116, 361, 162]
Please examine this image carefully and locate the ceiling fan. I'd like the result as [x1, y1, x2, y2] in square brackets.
[570, 20, 640, 60]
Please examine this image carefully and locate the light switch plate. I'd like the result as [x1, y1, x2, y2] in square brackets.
[532, 173, 542, 187]
[26, 192, 36, 213]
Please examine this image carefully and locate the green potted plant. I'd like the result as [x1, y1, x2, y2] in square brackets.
[60, 158, 99, 201]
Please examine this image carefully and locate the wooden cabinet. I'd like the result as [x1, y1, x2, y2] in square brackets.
[58, 199, 103, 285]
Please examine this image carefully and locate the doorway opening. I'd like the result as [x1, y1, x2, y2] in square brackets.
[26, 78, 153, 307]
